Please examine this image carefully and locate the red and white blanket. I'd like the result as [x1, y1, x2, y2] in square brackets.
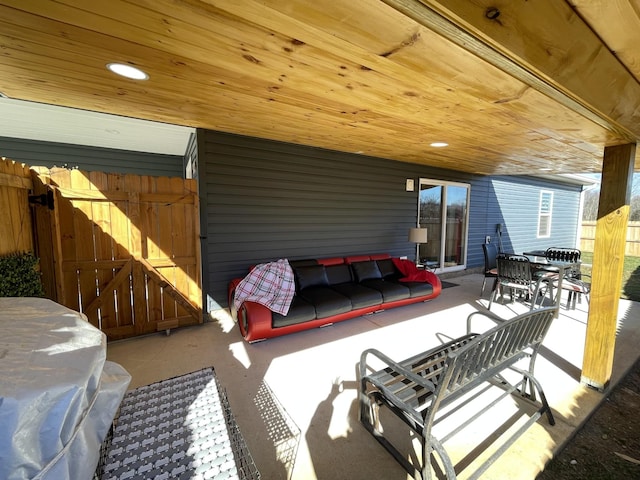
[233, 259, 295, 315]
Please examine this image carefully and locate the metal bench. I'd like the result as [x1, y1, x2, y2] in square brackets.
[359, 307, 556, 480]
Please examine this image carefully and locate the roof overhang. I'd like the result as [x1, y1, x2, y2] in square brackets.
[0, 1, 638, 174]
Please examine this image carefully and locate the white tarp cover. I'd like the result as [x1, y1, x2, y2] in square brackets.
[0, 297, 131, 480]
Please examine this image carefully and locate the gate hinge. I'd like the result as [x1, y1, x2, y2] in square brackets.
[28, 190, 54, 210]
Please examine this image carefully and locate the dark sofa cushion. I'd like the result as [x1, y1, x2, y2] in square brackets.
[331, 283, 382, 309]
[299, 287, 352, 318]
[377, 258, 399, 279]
[325, 264, 353, 285]
[295, 265, 329, 290]
[272, 296, 316, 328]
[390, 280, 434, 298]
[289, 259, 319, 269]
[352, 261, 382, 282]
[360, 279, 410, 302]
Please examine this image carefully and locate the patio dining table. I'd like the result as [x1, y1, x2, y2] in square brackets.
[523, 253, 580, 316]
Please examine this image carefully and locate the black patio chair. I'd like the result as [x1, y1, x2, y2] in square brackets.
[489, 254, 548, 310]
[539, 248, 588, 308]
[481, 242, 499, 296]
[545, 247, 581, 263]
[556, 275, 591, 309]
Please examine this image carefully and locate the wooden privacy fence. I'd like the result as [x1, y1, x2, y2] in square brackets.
[31, 167, 203, 340]
[0, 159, 34, 255]
[581, 221, 640, 256]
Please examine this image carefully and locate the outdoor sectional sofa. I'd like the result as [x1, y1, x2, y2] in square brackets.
[228, 253, 442, 342]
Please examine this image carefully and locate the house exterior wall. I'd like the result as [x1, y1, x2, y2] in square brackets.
[198, 130, 583, 310]
[487, 176, 583, 255]
[0, 136, 184, 177]
[183, 132, 198, 179]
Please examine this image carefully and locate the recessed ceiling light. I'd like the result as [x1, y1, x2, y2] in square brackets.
[106, 63, 149, 80]
[430, 142, 448, 148]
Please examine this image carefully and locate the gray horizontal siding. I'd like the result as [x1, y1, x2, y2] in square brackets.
[489, 176, 582, 255]
[201, 131, 488, 309]
[467, 176, 493, 266]
[202, 133, 415, 308]
[184, 132, 198, 179]
[0, 136, 184, 177]
[199, 131, 585, 309]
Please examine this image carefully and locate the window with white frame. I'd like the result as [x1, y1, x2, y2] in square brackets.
[537, 190, 553, 237]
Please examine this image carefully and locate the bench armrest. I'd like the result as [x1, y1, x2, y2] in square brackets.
[466, 309, 505, 334]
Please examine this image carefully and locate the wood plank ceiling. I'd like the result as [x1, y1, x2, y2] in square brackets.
[0, 0, 639, 175]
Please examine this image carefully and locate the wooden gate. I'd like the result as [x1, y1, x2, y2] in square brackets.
[0, 159, 34, 256]
[31, 167, 202, 340]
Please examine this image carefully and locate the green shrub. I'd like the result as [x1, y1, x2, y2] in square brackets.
[0, 252, 45, 297]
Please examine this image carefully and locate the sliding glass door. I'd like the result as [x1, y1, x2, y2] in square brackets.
[417, 179, 470, 272]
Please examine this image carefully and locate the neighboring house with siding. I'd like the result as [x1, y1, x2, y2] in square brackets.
[0, 128, 592, 313]
[0, 136, 186, 177]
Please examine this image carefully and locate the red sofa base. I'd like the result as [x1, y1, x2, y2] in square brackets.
[228, 254, 442, 342]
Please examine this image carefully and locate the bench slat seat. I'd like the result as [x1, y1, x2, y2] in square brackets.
[367, 334, 478, 413]
[359, 307, 556, 480]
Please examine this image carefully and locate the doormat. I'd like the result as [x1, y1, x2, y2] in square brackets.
[441, 281, 459, 289]
[95, 367, 260, 480]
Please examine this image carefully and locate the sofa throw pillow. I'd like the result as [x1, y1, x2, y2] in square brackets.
[376, 258, 397, 278]
[352, 260, 382, 282]
[391, 258, 436, 283]
[295, 265, 329, 290]
[325, 264, 353, 285]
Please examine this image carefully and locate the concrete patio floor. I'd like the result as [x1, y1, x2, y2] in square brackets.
[105, 273, 640, 479]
